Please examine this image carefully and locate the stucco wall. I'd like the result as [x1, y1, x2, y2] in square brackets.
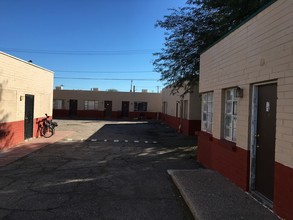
[199, 1, 293, 218]
[200, 0, 293, 168]
[0, 52, 54, 123]
[53, 90, 162, 113]
[161, 85, 201, 120]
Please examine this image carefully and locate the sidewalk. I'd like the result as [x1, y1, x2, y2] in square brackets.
[168, 169, 280, 220]
[0, 131, 73, 166]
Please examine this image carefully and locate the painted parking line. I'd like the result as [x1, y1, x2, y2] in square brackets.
[67, 139, 159, 144]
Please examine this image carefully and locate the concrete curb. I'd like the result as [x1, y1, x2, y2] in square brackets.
[168, 169, 202, 219]
[167, 169, 280, 220]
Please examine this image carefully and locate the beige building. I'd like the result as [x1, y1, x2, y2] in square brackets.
[198, 0, 293, 219]
[53, 89, 161, 120]
[0, 52, 54, 149]
[161, 85, 201, 135]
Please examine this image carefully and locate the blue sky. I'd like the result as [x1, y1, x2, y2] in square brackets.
[0, 0, 186, 92]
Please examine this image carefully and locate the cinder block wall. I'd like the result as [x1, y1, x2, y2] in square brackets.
[53, 90, 162, 119]
[199, 0, 293, 219]
[161, 85, 201, 135]
[0, 52, 53, 148]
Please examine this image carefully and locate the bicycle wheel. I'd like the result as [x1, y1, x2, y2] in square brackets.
[41, 126, 54, 138]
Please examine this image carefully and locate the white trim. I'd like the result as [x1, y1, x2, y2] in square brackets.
[251, 80, 277, 87]
[201, 92, 213, 133]
[250, 85, 258, 191]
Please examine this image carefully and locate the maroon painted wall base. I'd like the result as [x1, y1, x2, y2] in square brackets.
[0, 117, 45, 150]
[160, 113, 201, 136]
[197, 131, 250, 191]
[274, 162, 293, 220]
[198, 131, 293, 219]
[53, 109, 159, 120]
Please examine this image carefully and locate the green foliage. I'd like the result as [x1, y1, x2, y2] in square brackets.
[153, 0, 274, 94]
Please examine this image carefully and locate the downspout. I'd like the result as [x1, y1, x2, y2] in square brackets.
[178, 99, 183, 133]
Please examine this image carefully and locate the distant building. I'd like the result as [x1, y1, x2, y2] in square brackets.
[0, 52, 54, 149]
[53, 90, 161, 120]
[161, 85, 201, 135]
[198, 1, 293, 219]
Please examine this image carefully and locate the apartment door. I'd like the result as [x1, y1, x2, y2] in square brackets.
[254, 83, 277, 201]
[24, 94, 34, 139]
[104, 101, 112, 118]
[69, 99, 78, 117]
[121, 101, 129, 118]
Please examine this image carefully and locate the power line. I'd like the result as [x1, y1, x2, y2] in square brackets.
[1, 47, 158, 55]
[54, 70, 156, 73]
[54, 77, 158, 81]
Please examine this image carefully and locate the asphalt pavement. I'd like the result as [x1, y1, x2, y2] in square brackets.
[0, 120, 198, 220]
[0, 119, 280, 219]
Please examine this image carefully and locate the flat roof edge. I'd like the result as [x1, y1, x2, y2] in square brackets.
[0, 51, 54, 74]
[54, 89, 161, 94]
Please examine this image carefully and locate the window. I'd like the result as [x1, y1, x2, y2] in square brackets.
[183, 100, 188, 119]
[53, 99, 65, 109]
[175, 101, 179, 118]
[202, 92, 213, 133]
[84, 100, 98, 110]
[224, 88, 237, 141]
[134, 102, 147, 112]
[162, 102, 168, 114]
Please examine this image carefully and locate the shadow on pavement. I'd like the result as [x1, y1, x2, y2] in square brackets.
[0, 121, 199, 220]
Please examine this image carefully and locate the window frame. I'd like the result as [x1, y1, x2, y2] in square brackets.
[224, 88, 237, 142]
[84, 100, 99, 110]
[53, 99, 65, 110]
[201, 92, 213, 133]
[183, 100, 188, 119]
[162, 101, 168, 114]
[134, 101, 148, 112]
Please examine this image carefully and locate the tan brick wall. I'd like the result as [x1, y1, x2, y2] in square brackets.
[276, 76, 293, 168]
[53, 90, 162, 112]
[0, 52, 54, 123]
[161, 85, 201, 120]
[200, 0, 293, 168]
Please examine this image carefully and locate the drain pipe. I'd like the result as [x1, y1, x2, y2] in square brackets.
[178, 100, 183, 133]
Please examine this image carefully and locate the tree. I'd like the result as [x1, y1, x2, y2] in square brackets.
[153, 0, 274, 94]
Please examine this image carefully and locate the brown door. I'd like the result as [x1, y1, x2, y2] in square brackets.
[69, 99, 78, 117]
[121, 101, 129, 118]
[255, 83, 277, 201]
[104, 101, 112, 118]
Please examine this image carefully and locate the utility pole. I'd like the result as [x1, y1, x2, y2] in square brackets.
[157, 86, 160, 93]
[130, 80, 133, 92]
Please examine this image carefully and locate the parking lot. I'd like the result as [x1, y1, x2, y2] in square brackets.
[0, 119, 200, 219]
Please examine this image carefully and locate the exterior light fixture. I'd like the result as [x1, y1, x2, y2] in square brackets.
[236, 86, 243, 98]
